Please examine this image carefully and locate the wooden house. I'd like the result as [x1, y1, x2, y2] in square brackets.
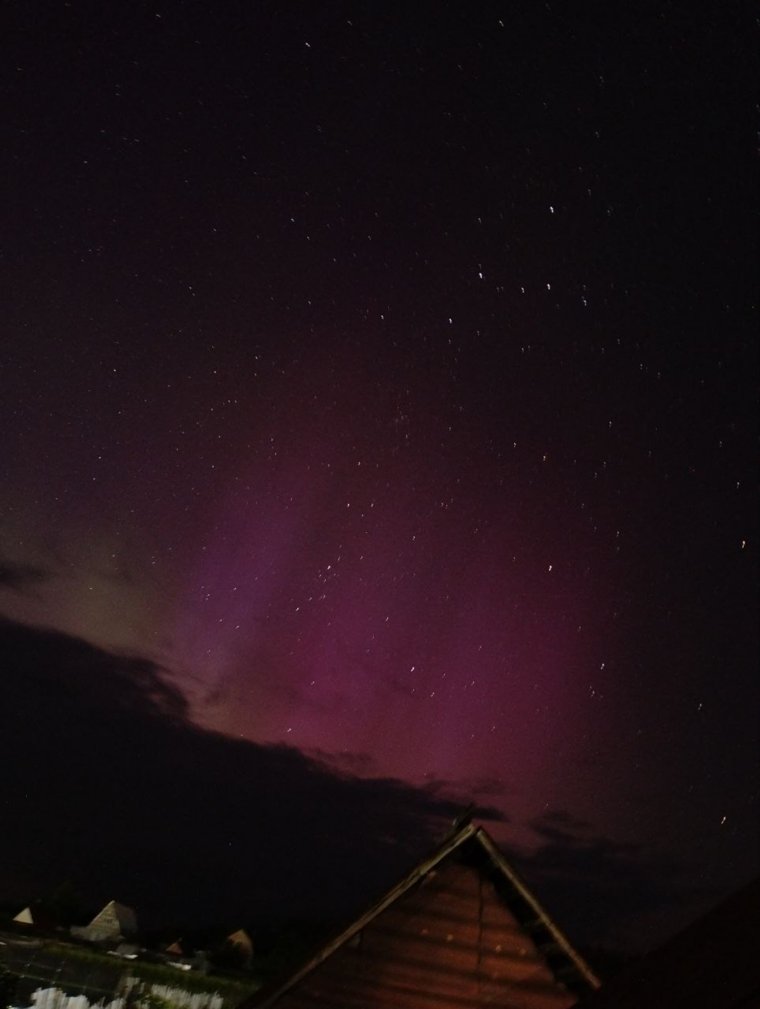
[250, 821, 600, 1008]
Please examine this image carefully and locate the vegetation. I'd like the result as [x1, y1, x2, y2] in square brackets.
[1, 967, 19, 1009]
[22, 943, 260, 1006]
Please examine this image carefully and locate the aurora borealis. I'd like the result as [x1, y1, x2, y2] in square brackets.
[1, 2, 756, 950]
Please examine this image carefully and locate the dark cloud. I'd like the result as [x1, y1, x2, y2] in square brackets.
[0, 560, 49, 592]
[0, 620, 741, 952]
[0, 616, 188, 723]
[419, 775, 509, 822]
[308, 748, 380, 777]
[0, 618, 489, 928]
[305, 753, 508, 829]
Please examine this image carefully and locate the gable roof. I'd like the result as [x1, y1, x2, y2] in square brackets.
[69, 898, 139, 945]
[88, 899, 138, 935]
[12, 904, 58, 930]
[228, 928, 254, 950]
[251, 822, 600, 1008]
[574, 876, 760, 1009]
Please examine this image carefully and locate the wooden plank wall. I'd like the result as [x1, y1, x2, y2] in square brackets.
[273, 860, 578, 1008]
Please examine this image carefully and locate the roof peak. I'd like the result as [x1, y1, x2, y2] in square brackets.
[251, 820, 600, 1007]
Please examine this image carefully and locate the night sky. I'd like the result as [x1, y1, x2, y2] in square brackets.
[1, 2, 756, 954]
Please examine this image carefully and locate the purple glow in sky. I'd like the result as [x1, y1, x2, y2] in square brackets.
[1, 1, 756, 951]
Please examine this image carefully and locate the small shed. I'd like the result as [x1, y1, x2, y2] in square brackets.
[249, 821, 600, 1008]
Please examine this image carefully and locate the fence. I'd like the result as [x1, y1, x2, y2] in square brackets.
[0, 945, 232, 1009]
[12, 981, 224, 1009]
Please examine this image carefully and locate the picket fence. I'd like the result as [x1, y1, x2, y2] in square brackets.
[17, 983, 224, 1009]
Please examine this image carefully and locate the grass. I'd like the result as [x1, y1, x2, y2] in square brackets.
[37, 943, 261, 1004]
